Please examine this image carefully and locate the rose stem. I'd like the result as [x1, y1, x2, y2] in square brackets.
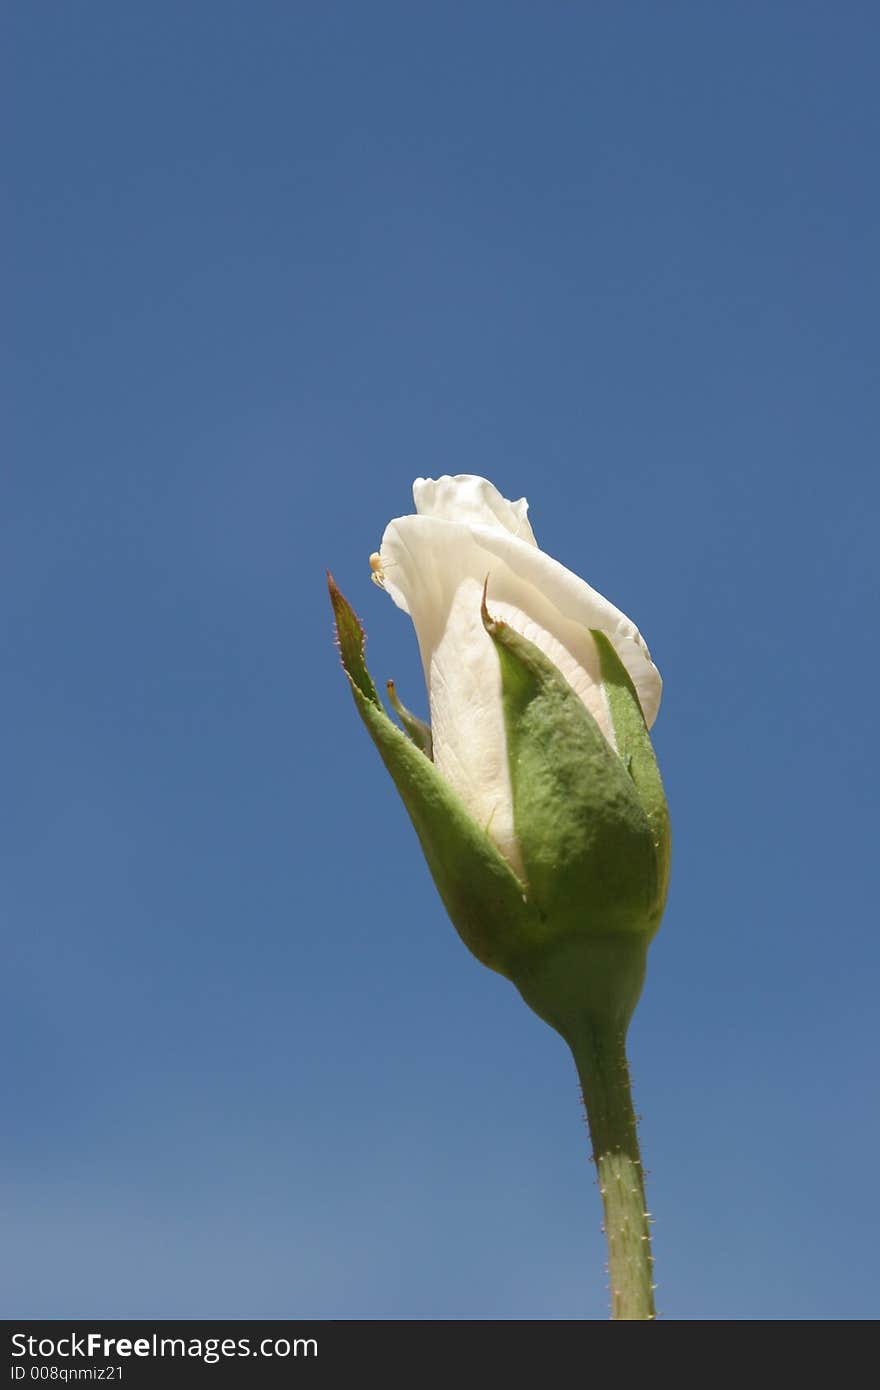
[569, 1022, 656, 1320]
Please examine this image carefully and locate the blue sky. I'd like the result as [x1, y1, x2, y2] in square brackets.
[4, 2, 878, 1319]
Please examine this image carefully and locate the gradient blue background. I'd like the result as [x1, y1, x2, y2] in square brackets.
[4, 3, 878, 1320]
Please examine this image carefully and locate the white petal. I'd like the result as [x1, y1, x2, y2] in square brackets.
[413, 475, 537, 546]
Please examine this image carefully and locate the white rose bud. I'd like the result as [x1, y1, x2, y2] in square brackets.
[329, 475, 670, 1037]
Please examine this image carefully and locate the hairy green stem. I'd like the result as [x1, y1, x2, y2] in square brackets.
[569, 1024, 655, 1320]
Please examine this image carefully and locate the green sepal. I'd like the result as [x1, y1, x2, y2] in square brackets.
[481, 595, 659, 938]
[386, 679, 434, 760]
[328, 575, 532, 976]
[327, 571, 381, 708]
[592, 629, 671, 924]
[481, 591, 661, 1035]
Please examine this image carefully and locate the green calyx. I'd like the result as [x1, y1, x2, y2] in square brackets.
[328, 573, 670, 1043]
